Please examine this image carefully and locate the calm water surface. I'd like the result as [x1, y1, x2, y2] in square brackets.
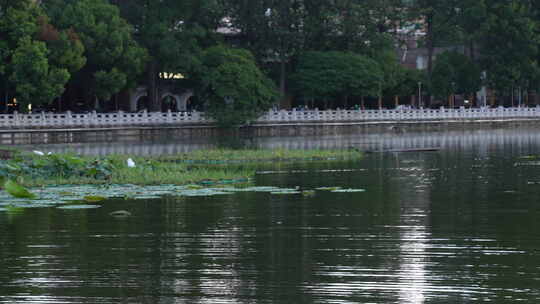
[3, 129, 540, 303]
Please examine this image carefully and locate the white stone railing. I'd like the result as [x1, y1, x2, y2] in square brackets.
[2, 107, 540, 129]
[0, 110, 207, 129]
[258, 107, 540, 123]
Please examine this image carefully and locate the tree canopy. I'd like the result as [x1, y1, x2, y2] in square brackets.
[2, 0, 540, 114]
[194, 46, 278, 127]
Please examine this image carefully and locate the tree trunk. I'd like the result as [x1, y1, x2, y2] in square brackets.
[469, 40, 475, 62]
[3, 82, 8, 113]
[426, 13, 434, 78]
[426, 12, 434, 107]
[511, 88, 514, 107]
[147, 61, 159, 112]
[279, 56, 287, 97]
[394, 95, 399, 108]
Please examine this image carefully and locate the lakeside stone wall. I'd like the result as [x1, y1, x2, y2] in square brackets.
[2, 119, 540, 145]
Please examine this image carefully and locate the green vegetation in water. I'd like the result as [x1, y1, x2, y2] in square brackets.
[0, 183, 367, 212]
[331, 188, 366, 193]
[157, 148, 361, 164]
[0, 148, 366, 215]
[0, 149, 362, 198]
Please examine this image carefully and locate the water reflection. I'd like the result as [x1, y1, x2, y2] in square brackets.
[3, 128, 540, 303]
[398, 211, 429, 304]
[20, 126, 540, 156]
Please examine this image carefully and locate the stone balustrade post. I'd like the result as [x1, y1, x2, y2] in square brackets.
[66, 111, 73, 127]
[13, 111, 20, 127]
[167, 109, 172, 124]
[142, 109, 149, 124]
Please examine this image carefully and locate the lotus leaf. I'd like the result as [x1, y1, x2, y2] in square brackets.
[33, 200, 60, 205]
[302, 190, 316, 197]
[132, 196, 162, 199]
[83, 196, 107, 202]
[4, 179, 36, 199]
[10, 203, 51, 209]
[57, 205, 102, 210]
[184, 185, 203, 190]
[331, 189, 366, 193]
[271, 191, 301, 195]
[110, 210, 132, 217]
[315, 187, 342, 191]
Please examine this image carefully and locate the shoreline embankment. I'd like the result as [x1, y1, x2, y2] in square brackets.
[2, 118, 540, 145]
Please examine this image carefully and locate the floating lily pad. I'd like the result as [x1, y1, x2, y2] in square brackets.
[219, 188, 254, 192]
[178, 188, 233, 197]
[271, 191, 301, 195]
[58, 191, 75, 196]
[218, 179, 236, 184]
[59, 197, 84, 202]
[331, 188, 366, 193]
[132, 196, 162, 200]
[302, 190, 316, 197]
[4, 179, 36, 199]
[110, 210, 132, 218]
[10, 203, 52, 209]
[57, 205, 102, 210]
[183, 184, 203, 190]
[315, 186, 342, 191]
[83, 195, 107, 203]
[33, 200, 60, 205]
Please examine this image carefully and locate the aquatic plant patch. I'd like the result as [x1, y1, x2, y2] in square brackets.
[331, 188, 366, 193]
[158, 148, 362, 164]
[57, 204, 102, 210]
[0, 182, 365, 211]
[315, 186, 343, 191]
[270, 191, 302, 195]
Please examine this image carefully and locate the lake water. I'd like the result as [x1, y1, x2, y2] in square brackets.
[3, 128, 540, 303]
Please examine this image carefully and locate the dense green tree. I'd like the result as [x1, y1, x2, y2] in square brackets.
[453, 0, 487, 60]
[0, 0, 82, 112]
[431, 51, 481, 105]
[2, 0, 540, 114]
[478, 1, 539, 97]
[113, 0, 223, 111]
[226, 0, 306, 97]
[45, 0, 147, 108]
[409, 0, 461, 76]
[194, 46, 278, 127]
[291, 51, 381, 108]
[369, 41, 405, 108]
[384, 67, 427, 108]
[10, 37, 70, 110]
